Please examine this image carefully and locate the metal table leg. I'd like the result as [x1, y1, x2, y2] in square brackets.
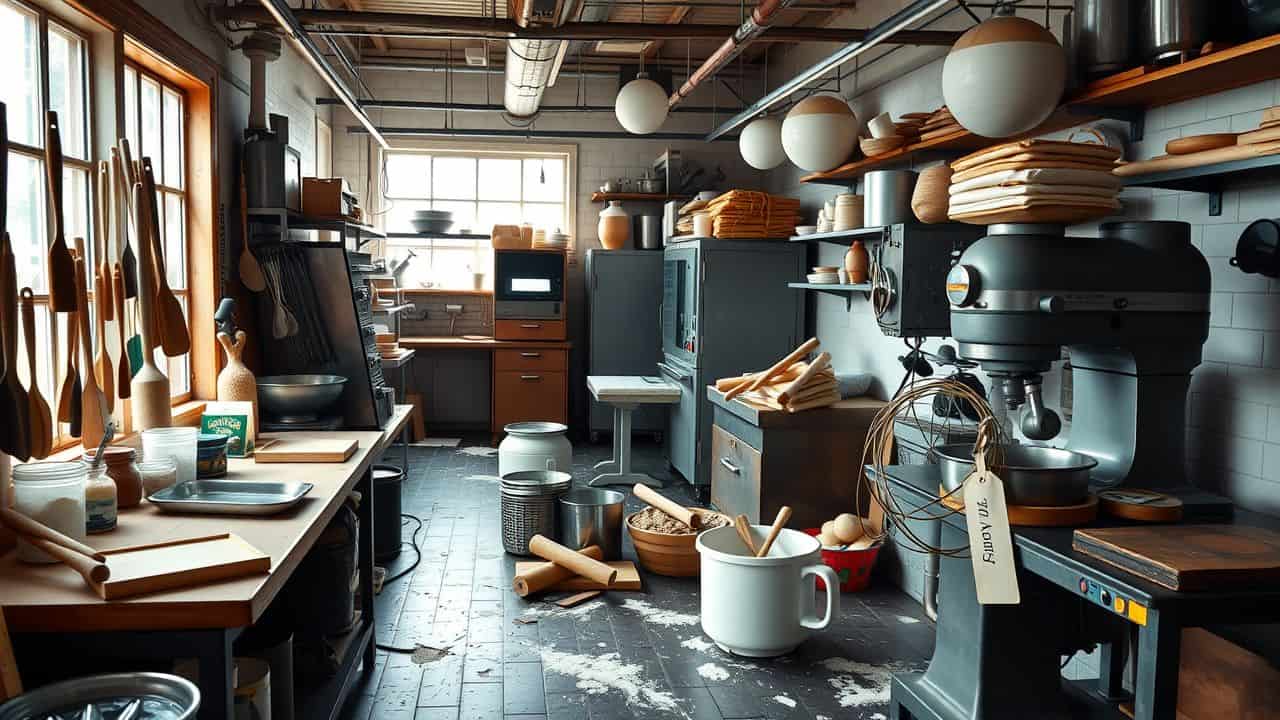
[590, 403, 661, 488]
[193, 629, 237, 720]
[356, 467, 377, 669]
[1134, 609, 1180, 720]
[593, 406, 622, 475]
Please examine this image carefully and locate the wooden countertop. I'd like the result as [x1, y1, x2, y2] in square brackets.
[0, 405, 413, 633]
[400, 335, 572, 350]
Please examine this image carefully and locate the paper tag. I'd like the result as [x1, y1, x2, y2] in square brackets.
[963, 466, 1021, 605]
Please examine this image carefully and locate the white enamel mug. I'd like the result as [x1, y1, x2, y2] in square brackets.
[868, 111, 896, 139]
[696, 526, 839, 657]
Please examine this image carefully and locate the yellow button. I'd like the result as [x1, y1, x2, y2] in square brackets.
[1113, 597, 1126, 613]
[1128, 601, 1148, 626]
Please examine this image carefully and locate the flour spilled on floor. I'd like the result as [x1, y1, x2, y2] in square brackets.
[773, 695, 797, 708]
[819, 657, 911, 707]
[457, 446, 498, 457]
[895, 615, 921, 624]
[871, 713, 888, 720]
[514, 599, 604, 622]
[696, 662, 730, 681]
[680, 636, 715, 652]
[541, 647, 685, 716]
[464, 474, 501, 484]
[620, 598, 700, 627]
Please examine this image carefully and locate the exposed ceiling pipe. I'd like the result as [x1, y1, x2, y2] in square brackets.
[346, 125, 739, 141]
[316, 97, 743, 112]
[669, 0, 794, 108]
[356, 61, 746, 80]
[704, 0, 954, 141]
[503, 0, 582, 118]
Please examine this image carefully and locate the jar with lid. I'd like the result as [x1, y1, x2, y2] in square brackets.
[142, 426, 199, 484]
[84, 463, 118, 534]
[83, 446, 143, 508]
[138, 456, 179, 497]
[11, 462, 87, 563]
[197, 433, 230, 478]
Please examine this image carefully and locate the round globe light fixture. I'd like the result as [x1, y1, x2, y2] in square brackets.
[781, 94, 858, 172]
[739, 116, 787, 170]
[942, 15, 1065, 138]
[615, 73, 669, 135]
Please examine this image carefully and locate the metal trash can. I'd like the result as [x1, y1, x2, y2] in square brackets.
[373, 464, 405, 562]
[558, 488, 625, 560]
[500, 470, 572, 555]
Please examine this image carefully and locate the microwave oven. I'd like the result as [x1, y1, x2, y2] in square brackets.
[494, 250, 565, 321]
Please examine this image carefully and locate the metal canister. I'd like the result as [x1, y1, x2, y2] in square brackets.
[639, 215, 663, 249]
[558, 488, 626, 560]
[1140, 0, 1209, 63]
[1073, 0, 1133, 77]
[863, 170, 918, 228]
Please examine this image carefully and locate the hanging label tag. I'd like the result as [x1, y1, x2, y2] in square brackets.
[963, 461, 1021, 605]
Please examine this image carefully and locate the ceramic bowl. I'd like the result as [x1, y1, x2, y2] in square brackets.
[806, 273, 839, 285]
[627, 508, 729, 577]
[795, 225, 817, 236]
[942, 16, 1065, 138]
[781, 94, 858, 172]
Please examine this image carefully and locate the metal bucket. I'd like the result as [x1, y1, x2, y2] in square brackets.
[933, 443, 1097, 507]
[558, 488, 626, 560]
[501, 470, 572, 555]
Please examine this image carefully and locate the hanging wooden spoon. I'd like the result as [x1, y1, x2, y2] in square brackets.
[0, 233, 28, 461]
[141, 159, 189, 357]
[57, 309, 77, 425]
[93, 266, 114, 413]
[112, 263, 130, 400]
[238, 172, 266, 292]
[130, 180, 171, 431]
[115, 142, 138, 299]
[97, 161, 113, 323]
[45, 111, 76, 312]
[20, 289, 51, 459]
[73, 239, 106, 450]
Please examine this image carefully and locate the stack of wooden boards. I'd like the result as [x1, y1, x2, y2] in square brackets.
[947, 139, 1123, 225]
[917, 106, 964, 141]
[716, 338, 840, 413]
[1115, 104, 1280, 177]
[702, 190, 801, 239]
[511, 534, 640, 605]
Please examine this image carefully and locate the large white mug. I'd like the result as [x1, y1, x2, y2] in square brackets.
[696, 526, 839, 657]
[868, 111, 896, 139]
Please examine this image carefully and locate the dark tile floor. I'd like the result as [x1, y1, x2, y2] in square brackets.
[340, 439, 934, 720]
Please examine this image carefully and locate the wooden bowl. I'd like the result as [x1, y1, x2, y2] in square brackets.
[911, 164, 953, 224]
[860, 135, 907, 157]
[626, 508, 728, 577]
[375, 332, 397, 344]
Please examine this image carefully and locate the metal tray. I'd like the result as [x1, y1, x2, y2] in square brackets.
[147, 480, 314, 515]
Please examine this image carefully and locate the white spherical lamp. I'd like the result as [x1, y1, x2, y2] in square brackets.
[942, 15, 1065, 138]
[615, 73, 669, 135]
[739, 116, 786, 170]
[781, 94, 858, 172]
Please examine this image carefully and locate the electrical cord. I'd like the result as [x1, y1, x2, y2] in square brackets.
[372, 512, 429, 654]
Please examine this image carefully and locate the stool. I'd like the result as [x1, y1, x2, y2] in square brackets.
[586, 376, 681, 488]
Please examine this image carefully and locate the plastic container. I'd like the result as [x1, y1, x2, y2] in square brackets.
[197, 433, 230, 479]
[557, 488, 625, 560]
[143, 427, 199, 485]
[11, 461, 87, 564]
[373, 464, 405, 562]
[83, 446, 142, 508]
[803, 528, 882, 592]
[498, 422, 572, 478]
[84, 464, 118, 534]
[139, 457, 180, 497]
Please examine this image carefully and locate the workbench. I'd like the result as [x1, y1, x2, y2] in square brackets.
[0, 405, 413, 720]
[878, 464, 1280, 720]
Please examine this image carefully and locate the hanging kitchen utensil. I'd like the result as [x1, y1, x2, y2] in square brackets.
[112, 147, 138, 299]
[0, 233, 28, 460]
[45, 112, 76, 312]
[20, 289, 51, 459]
[93, 266, 114, 413]
[129, 180, 171, 431]
[238, 172, 266, 292]
[112, 264, 130, 399]
[97, 161, 113, 322]
[73, 239, 107, 450]
[141, 159, 190, 357]
[58, 308, 77, 425]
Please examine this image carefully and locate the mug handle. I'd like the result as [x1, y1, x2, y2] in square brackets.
[800, 564, 841, 630]
[546, 458, 556, 471]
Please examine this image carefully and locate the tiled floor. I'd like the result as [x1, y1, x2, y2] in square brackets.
[340, 439, 934, 720]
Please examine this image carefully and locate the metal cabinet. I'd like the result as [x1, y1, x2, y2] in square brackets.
[586, 249, 665, 439]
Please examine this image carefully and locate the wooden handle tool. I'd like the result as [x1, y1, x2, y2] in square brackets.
[20, 289, 51, 459]
[141, 159, 189, 357]
[93, 266, 114, 413]
[778, 352, 831, 406]
[72, 239, 106, 450]
[111, 147, 137, 299]
[756, 506, 792, 558]
[715, 362, 805, 392]
[745, 339, 820, 393]
[633, 484, 701, 530]
[112, 264, 130, 399]
[0, 508, 107, 562]
[45, 112, 76, 312]
[734, 514, 758, 555]
[512, 545, 604, 597]
[528, 535, 617, 587]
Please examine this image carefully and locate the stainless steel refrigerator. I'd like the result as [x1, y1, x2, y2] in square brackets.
[658, 238, 806, 487]
[586, 249, 666, 441]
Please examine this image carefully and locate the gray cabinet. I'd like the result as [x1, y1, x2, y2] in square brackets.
[586, 249, 665, 438]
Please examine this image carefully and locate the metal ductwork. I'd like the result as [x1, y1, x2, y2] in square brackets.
[503, 0, 583, 118]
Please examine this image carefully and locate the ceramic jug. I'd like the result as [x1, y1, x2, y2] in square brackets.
[845, 240, 870, 284]
[216, 330, 258, 442]
[598, 201, 630, 250]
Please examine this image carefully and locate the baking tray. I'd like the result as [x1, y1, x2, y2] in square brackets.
[147, 480, 314, 515]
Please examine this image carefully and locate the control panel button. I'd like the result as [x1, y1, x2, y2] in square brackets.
[1100, 589, 1112, 606]
[1113, 597, 1126, 614]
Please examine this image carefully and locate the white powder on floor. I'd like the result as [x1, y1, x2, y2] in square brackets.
[816, 715, 831, 720]
[773, 695, 796, 708]
[896, 616, 921, 624]
[540, 647, 685, 715]
[620, 598, 700, 627]
[514, 599, 603, 621]
[464, 474, 500, 484]
[871, 713, 888, 720]
[696, 662, 729, 681]
[457, 446, 498, 457]
[680, 636, 715, 652]
[819, 657, 910, 708]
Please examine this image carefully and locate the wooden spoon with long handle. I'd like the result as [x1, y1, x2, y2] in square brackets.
[141, 159, 189, 357]
[755, 506, 793, 558]
[129, 181, 170, 431]
[57, 309, 77, 425]
[73, 239, 106, 450]
[238, 172, 266, 292]
[20, 289, 51, 459]
[93, 266, 114, 413]
[97, 161, 113, 323]
[0, 234, 27, 461]
[112, 264, 130, 400]
[45, 112, 76, 312]
[115, 142, 138, 299]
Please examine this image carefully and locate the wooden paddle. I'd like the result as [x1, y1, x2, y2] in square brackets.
[112, 264, 130, 400]
[129, 181, 171, 431]
[45, 111, 76, 312]
[93, 265, 114, 413]
[73, 239, 106, 450]
[141, 159, 189, 357]
[0, 234, 27, 461]
[20, 289, 51, 459]
[57, 307, 77, 426]
[115, 142, 138, 299]
[97, 161, 114, 323]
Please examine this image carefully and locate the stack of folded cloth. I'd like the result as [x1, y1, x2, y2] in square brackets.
[703, 190, 801, 238]
[947, 139, 1122, 225]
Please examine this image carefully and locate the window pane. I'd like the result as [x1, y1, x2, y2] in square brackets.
[432, 157, 475, 200]
[478, 158, 521, 201]
[168, 296, 190, 396]
[477, 202, 522, 232]
[433, 200, 476, 232]
[48, 24, 87, 160]
[385, 154, 429, 198]
[124, 66, 138, 153]
[162, 88, 183, 188]
[522, 203, 565, 234]
[140, 76, 161, 165]
[164, 191, 185, 288]
[0, 0, 40, 147]
[385, 199, 432, 233]
[523, 158, 563, 203]
[10, 151, 47, 292]
[62, 166, 91, 268]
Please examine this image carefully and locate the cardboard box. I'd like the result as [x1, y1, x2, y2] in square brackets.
[302, 177, 358, 219]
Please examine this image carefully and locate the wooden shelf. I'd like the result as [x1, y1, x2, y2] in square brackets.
[591, 192, 682, 202]
[802, 33, 1280, 185]
[1120, 152, 1280, 216]
[790, 227, 888, 243]
[386, 231, 490, 240]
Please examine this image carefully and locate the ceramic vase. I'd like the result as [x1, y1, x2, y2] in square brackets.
[598, 201, 631, 250]
[846, 241, 870, 284]
[216, 330, 258, 443]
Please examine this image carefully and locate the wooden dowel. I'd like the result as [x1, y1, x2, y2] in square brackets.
[512, 545, 604, 597]
[18, 533, 109, 585]
[714, 362, 806, 392]
[756, 506, 792, 558]
[778, 352, 832, 405]
[528, 535, 617, 587]
[734, 514, 758, 555]
[633, 485, 701, 530]
[745, 338, 820, 393]
[0, 508, 106, 561]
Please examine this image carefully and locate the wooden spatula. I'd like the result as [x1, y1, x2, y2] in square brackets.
[115, 142, 138, 299]
[112, 263, 130, 400]
[58, 309, 77, 425]
[238, 172, 266, 292]
[20, 289, 51, 459]
[73, 239, 106, 450]
[141, 159, 189, 357]
[0, 233, 27, 461]
[129, 181, 171, 431]
[45, 111, 76, 312]
[93, 266, 114, 413]
[97, 161, 113, 323]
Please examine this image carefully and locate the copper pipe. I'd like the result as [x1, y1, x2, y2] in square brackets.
[668, 0, 791, 108]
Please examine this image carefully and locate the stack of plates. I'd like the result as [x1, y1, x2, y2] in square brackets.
[411, 209, 454, 235]
[376, 332, 400, 358]
[807, 266, 840, 284]
[532, 229, 569, 250]
[834, 194, 863, 232]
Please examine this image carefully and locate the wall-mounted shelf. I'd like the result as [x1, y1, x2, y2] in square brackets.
[591, 192, 682, 203]
[788, 282, 871, 310]
[802, 32, 1280, 185]
[1119, 152, 1280, 216]
[790, 227, 888, 244]
[386, 232, 491, 240]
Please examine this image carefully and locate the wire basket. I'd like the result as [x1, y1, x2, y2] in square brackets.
[500, 471, 572, 555]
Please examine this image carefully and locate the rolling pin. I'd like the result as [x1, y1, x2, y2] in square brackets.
[528, 535, 617, 587]
[726, 338, 820, 401]
[512, 544, 604, 597]
[15, 532, 109, 585]
[0, 507, 106, 561]
[778, 352, 831, 406]
[633, 484, 701, 530]
[714, 362, 806, 392]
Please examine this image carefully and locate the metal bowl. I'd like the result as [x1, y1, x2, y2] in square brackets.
[0, 672, 200, 719]
[933, 443, 1097, 507]
[257, 374, 348, 423]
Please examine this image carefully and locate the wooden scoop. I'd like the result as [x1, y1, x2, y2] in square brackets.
[72, 240, 106, 450]
[529, 535, 617, 587]
[756, 506, 792, 558]
[633, 484, 701, 530]
[20, 289, 51, 459]
[45, 112, 76, 312]
[513, 545, 604, 597]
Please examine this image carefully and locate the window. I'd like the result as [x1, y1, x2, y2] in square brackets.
[380, 148, 572, 290]
[123, 60, 189, 398]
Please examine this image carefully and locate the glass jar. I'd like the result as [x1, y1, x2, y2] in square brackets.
[11, 462, 87, 564]
[138, 457, 179, 497]
[197, 433, 230, 479]
[84, 464, 118, 534]
[83, 446, 143, 509]
[142, 427, 199, 484]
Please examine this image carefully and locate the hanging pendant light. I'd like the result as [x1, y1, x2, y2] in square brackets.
[615, 71, 669, 135]
[739, 116, 786, 170]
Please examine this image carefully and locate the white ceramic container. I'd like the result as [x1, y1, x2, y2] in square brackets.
[498, 421, 572, 478]
[696, 526, 839, 657]
[867, 112, 896, 139]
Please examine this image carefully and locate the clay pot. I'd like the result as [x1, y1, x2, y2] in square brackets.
[626, 508, 728, 577]
[216, 330, 258, 442]
[598, 201, 631, 250]
[845, 241, 870, 284]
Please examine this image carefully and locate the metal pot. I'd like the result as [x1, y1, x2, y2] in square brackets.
[637, 177, 665, 194]
[933, 443, 1097, 507]
[256, 374, 348, 423]
[863, 170, 917, 227]
[1141, 0, 1209, 63]
[0, 673, 200, 719]
[1073, 0, 1133, 77]
[558, 488, 625, 560]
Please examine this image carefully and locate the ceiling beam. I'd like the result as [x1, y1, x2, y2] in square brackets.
[345, 0, 388, 51]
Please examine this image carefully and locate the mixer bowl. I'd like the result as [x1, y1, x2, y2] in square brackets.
[257, 374, 348, 423]
[933, 443, 1097, 507]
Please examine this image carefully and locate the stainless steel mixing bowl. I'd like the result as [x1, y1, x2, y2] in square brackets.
[257, 374, 348, 423]
[933, 443, 1097, 507]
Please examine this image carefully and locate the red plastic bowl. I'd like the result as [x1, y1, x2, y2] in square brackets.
[804, 527, 882, 592]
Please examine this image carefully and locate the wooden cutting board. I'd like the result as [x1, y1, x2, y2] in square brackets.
[513, 560, 642, 591]
[1114, 140, 1280, 176]
[254, 437, 358, 463]
[93, 533, 271, 600]
[1236, 124, 1280, 145]
[1072, 525, 1280, 591]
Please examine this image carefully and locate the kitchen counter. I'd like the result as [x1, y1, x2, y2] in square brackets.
[399, 334, 571, 350]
